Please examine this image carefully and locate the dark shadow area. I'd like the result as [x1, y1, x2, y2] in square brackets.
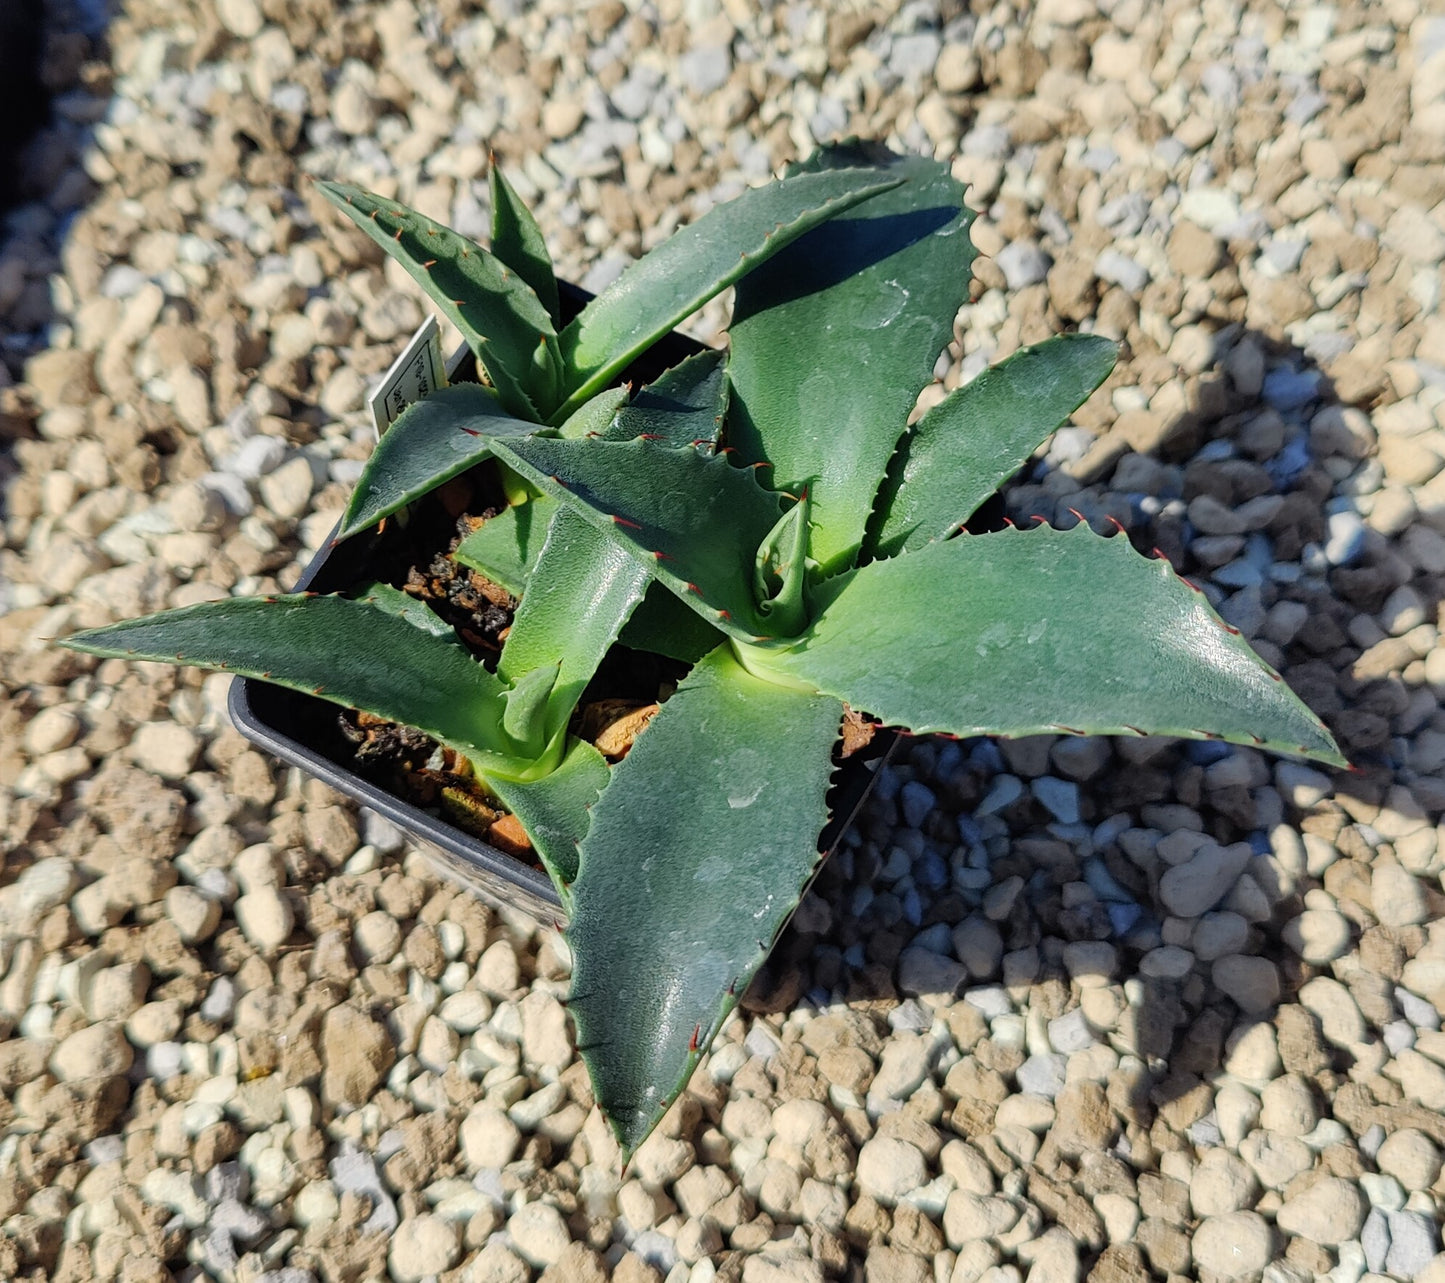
[0, 0, 112, 435]
[741, 308, 1443, 1268]
[0, 0, 49, 210]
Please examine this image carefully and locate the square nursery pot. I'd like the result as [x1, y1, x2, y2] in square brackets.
[229, 282, 895, 923]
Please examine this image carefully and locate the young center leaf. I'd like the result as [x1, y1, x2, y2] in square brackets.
[752, 524, 1345, 765]
[58, 593, 521, 767]
[566, 644, 844, 1157]
[866, 333, 1119, 559]
[315, 180, 561, 419]
[553, 168, 903, 420]
[728, 144, 977, 575]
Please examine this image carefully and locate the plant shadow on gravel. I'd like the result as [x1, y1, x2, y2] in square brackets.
[738, 323, 1441, 1253]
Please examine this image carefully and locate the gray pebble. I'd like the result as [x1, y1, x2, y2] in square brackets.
[1095, 248, 1150, 293]
[1386, 1210, 1438, 1277]
[1032, 776, 1080, 824]
[995, 240, 1052, 290]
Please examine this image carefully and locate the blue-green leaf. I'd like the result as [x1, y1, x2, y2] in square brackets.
[490, 163, 561, 328]
[498, 507, 651, 743]
[315, 180, 561, 418]
[337, 383, 544, 541]
[728, 144, 978, 575]
[58, 593, 517, 765]
[553, 168, 902, 420]
[453, 496, 558, 597]
[488, 435, 788, 643]
[750, 525, 1346, 765]
[488, 738, 610, 900]
[566, 645, 843, 1157]
[866, 334, 1118, 558]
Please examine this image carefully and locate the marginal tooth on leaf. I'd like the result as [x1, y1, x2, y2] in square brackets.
[1218, 620, 1242, 635]
[1105, 515, 1127, 534]
[688, 1024, 701, 1053]
[392, 228, 402, 241]
[422, 259, 437, 268]
[1066, 507, 1086, 524]
[1122, 724, 1147, 736]
[611, 515, 642, 530]
[312, 685, 325, 695]
[1150, 546, 1168, 560]
[685, 583, 701, 594]
[1050, 724, 1086, 735]
[716, 609, 732, 620]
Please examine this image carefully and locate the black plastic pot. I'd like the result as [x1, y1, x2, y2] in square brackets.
[228, 286, 893, 921]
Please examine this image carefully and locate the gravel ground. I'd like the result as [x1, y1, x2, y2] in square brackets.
[3, 1, 1445, 1281]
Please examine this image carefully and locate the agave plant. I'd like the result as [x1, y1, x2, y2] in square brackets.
[60, 145, 1344, 1161]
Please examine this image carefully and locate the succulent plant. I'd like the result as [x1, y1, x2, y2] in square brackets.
[60, 145, 1344, 1161]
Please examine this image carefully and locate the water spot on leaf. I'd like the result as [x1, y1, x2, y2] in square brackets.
[854, 278, 909, 330]
[727, 747, 767, 809]
[975, 619, 1010, 658]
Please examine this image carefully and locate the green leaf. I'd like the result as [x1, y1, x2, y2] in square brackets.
[487, 738, 610, 900]
[337, 383, 545, 541]
[490, 163, 561, 328]
[58, 594, 520, 765]
[315, 180, 560, 419]
[866, 334, 1118, 558]
[553, 168, 903, 420]
[603, 348, 729, 447]
[619, 583, 726, 664]
[350, 582, 459, 640]
[488, 435, 788, 644]
[728, 144, 978, 575]
[501, 663, 560, 750]
[750, 525, 1346, 765]
[453, 496, 558, 597]
[566, 645, 844, 1157]
[558, 386, 629, 440]
[752, 489, 811, 638]
[498, 507, 652, 742]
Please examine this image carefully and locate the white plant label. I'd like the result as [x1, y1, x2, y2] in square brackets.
[368, 314, 446, 438]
